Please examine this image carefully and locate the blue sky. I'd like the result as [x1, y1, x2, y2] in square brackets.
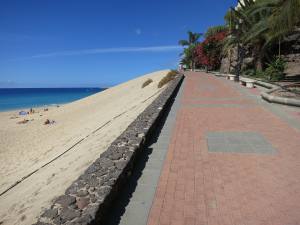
[0, 0, 236, 88]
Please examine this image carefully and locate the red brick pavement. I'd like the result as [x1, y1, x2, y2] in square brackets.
[147, 72, 300, 225]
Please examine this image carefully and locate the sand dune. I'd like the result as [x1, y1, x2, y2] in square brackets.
[0, 70, 169, 225]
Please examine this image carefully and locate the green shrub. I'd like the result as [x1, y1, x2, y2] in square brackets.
[243, 69, 256, 76]
[254, 70, 265, 79]
[158, 70, 179, 88]
[142, 79, 153, 88]
[264, 57, 286, 81]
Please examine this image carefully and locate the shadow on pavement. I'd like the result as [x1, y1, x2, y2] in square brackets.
[101, 92, 177, 225]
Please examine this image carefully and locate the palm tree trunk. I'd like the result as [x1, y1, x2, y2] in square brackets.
[254, 42, 263, 71]
[228, 49, 232, 73]
[256, 56, 263, 71]
[236, 43, 241, 80]
[278, 38, 281, 58]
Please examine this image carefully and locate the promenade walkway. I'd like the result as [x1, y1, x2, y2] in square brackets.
[147, 71, 300, 225]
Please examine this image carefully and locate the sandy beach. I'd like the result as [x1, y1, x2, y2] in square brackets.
[0, 70, 169, 225]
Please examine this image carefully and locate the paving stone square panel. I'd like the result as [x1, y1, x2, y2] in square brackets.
[206, 131, 276, 154]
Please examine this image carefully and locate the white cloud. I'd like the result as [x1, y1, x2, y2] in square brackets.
[4, 45, 182, 62]
[24, 45, 182, 59]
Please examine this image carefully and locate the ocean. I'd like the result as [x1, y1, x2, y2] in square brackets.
[0, 88, 105, 112]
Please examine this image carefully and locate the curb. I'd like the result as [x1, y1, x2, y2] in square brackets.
[261, 90, 300, 107]
[247, 78, 300, 107]
[253, 80, 277, 89]
[34, 75, 184, 225]
[239, 76, 300, 107]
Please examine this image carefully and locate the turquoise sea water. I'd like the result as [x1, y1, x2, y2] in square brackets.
[0, 88, 105, 112]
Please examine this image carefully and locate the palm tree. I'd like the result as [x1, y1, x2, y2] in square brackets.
[229, 0, 269, 71]
[179, 31, 202, 46]
[248, 0, 300, 56]
[252, 0, 300, 37]
[179, 31, 202, 70]
[221, 0, 259, 75]
[221, 0, 299, 76]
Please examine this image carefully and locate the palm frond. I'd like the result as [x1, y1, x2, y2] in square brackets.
[178, 40, 189, 46]
[269, 0, 300, 35]
[242, 19, 269, 43]
[205, 25, 228, 38]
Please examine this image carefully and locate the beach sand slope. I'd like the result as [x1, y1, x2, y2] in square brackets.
[0, 70, 169, 225]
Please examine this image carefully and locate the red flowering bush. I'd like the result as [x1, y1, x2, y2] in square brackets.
[195, 44, 209, 67]
[195, 31, 227, 70]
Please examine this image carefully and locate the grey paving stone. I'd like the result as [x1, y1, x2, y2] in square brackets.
[226, 135, 248, 143]
[128, 184, 157, 204]
[207, 131, 276, 154]
[251, 144, 276, 154]
[230, 144, 252, 153]
[247, 138, 269, 145]
[206, 132, 228, 138]
[143, 159, 165, 170]
[207, 137, 226, 144]
[149, 149, 167, 161]
[152, 128, 172, 138]
[119, 201, 151, 225]
[137, 169, 161, 186]
[150, 142, 169, 150]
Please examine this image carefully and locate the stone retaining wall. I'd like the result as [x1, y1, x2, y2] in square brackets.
[34, 75, 184, 225]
